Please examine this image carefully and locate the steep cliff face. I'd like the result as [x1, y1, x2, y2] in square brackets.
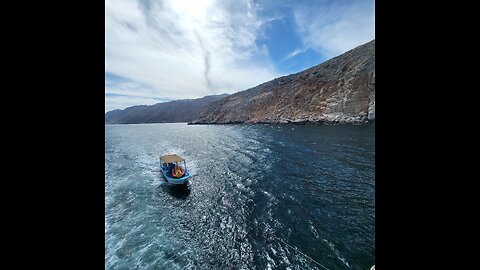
[192, 40, 375, 124]
[105, 94, 229, 124]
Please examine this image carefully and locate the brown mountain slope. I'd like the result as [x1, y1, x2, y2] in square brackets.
[105, 94, 229, 124]
[191, 39, 375, 124]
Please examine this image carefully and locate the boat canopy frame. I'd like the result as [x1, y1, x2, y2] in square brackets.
[160, 154, 185, 163]
[160, 154, 187, 171]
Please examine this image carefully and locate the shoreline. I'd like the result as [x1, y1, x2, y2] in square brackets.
[105, 119, 376, 125]
[188, 119, 375, 125]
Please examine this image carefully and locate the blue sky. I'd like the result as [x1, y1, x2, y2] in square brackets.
[105, 0, 375, 112]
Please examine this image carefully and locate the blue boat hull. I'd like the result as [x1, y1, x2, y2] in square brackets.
[161, 168, 191, 185]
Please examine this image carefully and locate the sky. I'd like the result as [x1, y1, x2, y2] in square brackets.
[105, 0, 375, 112]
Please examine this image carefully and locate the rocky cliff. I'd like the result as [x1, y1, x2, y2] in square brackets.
[105, 94, 229, 124]
[191, 39, 375, 124]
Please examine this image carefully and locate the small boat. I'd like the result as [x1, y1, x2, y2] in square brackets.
[159, 154, 191, 185]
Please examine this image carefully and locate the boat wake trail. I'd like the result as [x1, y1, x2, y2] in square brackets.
[105, 123, 375, 269]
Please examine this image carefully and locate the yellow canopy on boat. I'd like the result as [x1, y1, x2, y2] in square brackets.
[160, 154, 185, 163]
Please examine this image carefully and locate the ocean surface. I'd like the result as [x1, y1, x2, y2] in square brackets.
[105, 123, 375, 270]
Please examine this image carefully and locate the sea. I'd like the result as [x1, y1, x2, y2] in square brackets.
[105, 123, 375, 269]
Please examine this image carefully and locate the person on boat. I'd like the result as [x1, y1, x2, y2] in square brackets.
[172, 164, 184, 178]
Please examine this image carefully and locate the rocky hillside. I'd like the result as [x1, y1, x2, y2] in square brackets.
[191, 39, 375, 124]
[105, 94, 229, 124]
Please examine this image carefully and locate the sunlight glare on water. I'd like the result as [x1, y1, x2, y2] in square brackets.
[105, 123, 375, 269]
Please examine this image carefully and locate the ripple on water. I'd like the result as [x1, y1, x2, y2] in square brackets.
[105, 123, 375, 269]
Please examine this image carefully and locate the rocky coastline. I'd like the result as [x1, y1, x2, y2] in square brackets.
[190, 40, 375, 125]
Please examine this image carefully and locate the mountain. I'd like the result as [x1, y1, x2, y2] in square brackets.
[105, 94, 229, 124]
[191, 39, 375, 124]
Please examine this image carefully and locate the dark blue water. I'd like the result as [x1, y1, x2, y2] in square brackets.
[105, 123, 375, 269]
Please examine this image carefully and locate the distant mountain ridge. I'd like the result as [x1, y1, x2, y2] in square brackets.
[191, 39, 375, 124]
[106, 40, 375, 125]
[105, 94, 229, 124]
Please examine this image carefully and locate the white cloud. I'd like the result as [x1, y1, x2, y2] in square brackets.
[105, 93, 165, 113]
[281, 47, 308, 62]
[105, 0, 375, 112]
[292, 0, 375, 58]
[105, 0, 279, 111]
